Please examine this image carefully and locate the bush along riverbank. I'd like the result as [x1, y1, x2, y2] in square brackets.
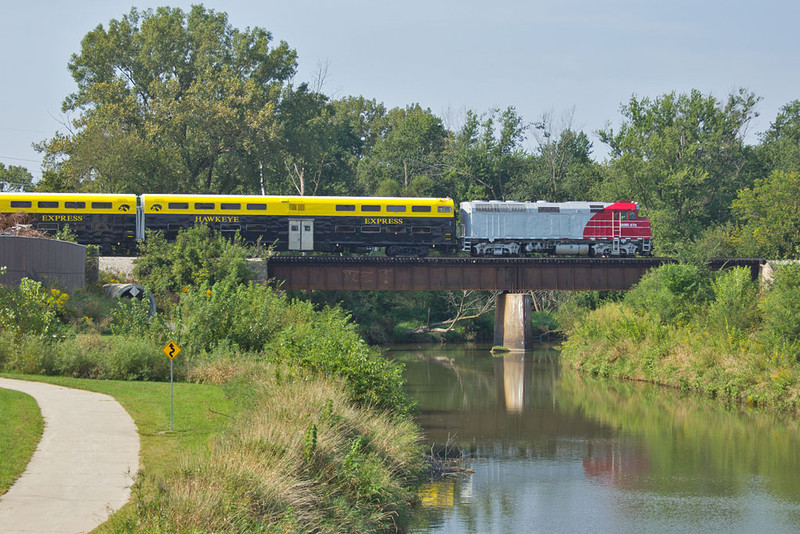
[559, 262, 800, 413]
[0, 227, 426, 532]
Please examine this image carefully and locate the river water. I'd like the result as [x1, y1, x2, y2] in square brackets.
[386, 344, 800, 534]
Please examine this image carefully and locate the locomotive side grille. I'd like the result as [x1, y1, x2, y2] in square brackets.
[474, 203, 525, 212]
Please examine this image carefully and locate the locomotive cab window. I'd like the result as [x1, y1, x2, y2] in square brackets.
[11, 201, 31, 208]
[629, 211, 636, 220]
[437, 206, 452, 213]
[38, 201, 58, 209]
[387, 205, 406, 212]
[65, 202, 86, 209]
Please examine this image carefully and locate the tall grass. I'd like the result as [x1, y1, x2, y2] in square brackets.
[560, 264, 800, 412]
[127, 366, 425, 533]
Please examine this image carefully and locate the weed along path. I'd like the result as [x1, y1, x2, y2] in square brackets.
[0, 378, 139, 534]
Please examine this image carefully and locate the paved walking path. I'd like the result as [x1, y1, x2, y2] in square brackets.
[0, 378, 140, 533]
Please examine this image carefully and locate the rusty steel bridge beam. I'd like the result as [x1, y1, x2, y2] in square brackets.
[264, 257, 764, 292]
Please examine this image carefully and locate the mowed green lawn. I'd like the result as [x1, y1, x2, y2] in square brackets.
[0, 374, 233, 529]
[0, 386, 43, 496]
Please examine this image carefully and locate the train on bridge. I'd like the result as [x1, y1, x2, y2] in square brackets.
[0, 192, 652, 257]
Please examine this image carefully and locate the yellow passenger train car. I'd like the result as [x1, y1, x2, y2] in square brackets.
[0, 192, 138, 253]
[140, 194, 456, 255]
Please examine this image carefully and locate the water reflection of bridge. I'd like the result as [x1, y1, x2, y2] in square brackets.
[413, 351, 614, 449]
[412, 351, 649, 475]
[409, 348, 652, 527]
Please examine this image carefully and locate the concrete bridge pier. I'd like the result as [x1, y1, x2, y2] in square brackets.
[493, 292, 534, 351]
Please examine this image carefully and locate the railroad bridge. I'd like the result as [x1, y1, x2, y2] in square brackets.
[265, 256, 764, 351]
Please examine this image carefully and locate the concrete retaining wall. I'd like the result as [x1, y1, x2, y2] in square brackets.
[0, 236, 86, 290]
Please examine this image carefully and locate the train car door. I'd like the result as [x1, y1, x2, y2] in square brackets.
[289, 219, 314, 250]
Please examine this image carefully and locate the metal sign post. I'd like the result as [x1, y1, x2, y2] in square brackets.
[162, 341, 182, 431]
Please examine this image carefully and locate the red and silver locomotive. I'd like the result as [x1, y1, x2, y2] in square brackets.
[460, 200, 652, 256]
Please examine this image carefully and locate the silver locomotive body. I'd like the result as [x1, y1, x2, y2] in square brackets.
[460, 200, 652, 256]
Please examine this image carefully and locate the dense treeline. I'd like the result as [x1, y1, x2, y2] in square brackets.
[10, 4, 795, 259]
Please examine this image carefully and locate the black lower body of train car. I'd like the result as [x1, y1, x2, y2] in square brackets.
[143, 213, 456, 255]
[31, 212, 138, 254]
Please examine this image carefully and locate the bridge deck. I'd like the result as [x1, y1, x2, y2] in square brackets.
[265, 256, 763, 291]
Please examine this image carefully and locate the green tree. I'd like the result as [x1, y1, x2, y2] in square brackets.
[510, 109, 599, 201]
[36, 5, 297, 194]
[331, 96, 388, 157]
[357, 104, 447, 197]
[443, 107, 530, 202]
[598, 89, 760, 252]
[758, 100, 800, 174]
[267, 85, 365, 196]
[0, 163, 33, 192]
[732, 170, 800, 258]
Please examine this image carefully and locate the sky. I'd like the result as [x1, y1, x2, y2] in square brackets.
[2, 0, 799, 182]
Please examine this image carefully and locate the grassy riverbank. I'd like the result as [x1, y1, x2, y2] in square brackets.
[0, 387, 43, 495]
[0, 228, 427, 531]
[559, 263, 800, 413]
[7, 366, 424, 532]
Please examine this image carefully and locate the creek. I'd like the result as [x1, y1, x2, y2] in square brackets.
[385, 344, 800, 533]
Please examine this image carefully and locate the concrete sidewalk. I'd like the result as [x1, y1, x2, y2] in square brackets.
[0, 378, 140, 534]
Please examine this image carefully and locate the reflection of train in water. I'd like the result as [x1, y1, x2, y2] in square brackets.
[0, 192, 652, 256]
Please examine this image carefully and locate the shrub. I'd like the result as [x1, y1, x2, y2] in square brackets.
[625, 263, 712, 324]
[0, 333, 52, 374]
[706, 267, 758, 334]
[759, 263, 800, 345]
[267, 305, 412, 415]
[0, 278, 69, 338]
[2, 333, 172, 380]
[134, 226, 254, 301]
[109, 296, 167, 340]
[177, 281, 288, 353]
